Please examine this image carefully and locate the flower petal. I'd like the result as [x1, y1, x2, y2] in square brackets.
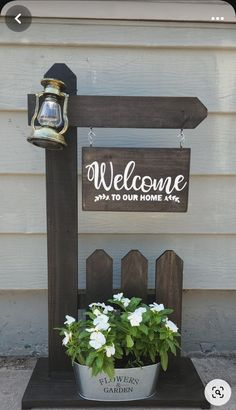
[149, 302, 165, 312]
[113, 293, 123, 301]
[64, 315, 76, 325]
[105, 344, 115, 357]
[165, 319, 178, 333]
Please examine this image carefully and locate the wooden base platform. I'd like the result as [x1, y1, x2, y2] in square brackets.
[22, 357, 210, 409]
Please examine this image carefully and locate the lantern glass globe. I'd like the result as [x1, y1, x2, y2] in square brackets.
[37, 96, 63, 128]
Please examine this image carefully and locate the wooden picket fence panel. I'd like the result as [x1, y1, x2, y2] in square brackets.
[80, 249, 183, 346]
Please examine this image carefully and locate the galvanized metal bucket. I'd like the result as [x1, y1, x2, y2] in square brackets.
[73, 361, 161, 401]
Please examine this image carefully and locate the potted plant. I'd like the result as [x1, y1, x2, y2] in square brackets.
[59, 293, 180, 401]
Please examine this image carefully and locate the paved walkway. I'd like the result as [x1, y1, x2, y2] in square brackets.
[0, 356, 235, 410]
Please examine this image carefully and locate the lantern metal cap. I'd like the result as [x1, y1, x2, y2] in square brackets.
[41, 78, 67, 96]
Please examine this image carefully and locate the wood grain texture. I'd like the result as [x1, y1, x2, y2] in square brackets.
[1, 20, 235, 48]
[21, 357, 210, 409]
[86, 249, 113, 306]
[1, 112, 236, 176]
[1, 175, 236, 234]
[44, 64, 78, 373]
[82, 147, 190, 212]
[121, 250, 148, 301]
[1, 46, 236, 113]
[1, 234, 236, 290]
[28, 95, 207, 129]
[156, 251, 183, 333]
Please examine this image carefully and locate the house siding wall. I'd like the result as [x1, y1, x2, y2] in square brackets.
[0, 17, 235, 354]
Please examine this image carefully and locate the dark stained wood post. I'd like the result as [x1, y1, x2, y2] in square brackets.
[44, 64, 78, 374]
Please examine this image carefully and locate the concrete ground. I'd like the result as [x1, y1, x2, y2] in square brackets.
[0, 356, 235, 410]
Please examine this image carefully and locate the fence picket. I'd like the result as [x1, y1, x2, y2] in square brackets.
[155, 250, 183, 339]
[86, 249, 113, 306]
[121, 250, 148, 301]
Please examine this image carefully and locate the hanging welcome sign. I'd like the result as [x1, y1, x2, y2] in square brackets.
[82, 147, 190, 212]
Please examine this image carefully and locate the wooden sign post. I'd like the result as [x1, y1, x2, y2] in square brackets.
[22, 63, 209, 409]
[43, 64, 78, 374]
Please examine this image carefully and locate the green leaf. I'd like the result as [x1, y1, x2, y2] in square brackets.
[92, 363, 100, 376]
[167, 340, 176, 355]
[161, 350, 168, 371]
[149, 350, 156, 362]
[85, 351, 97, 367]
[115, 345, 123, 355]
[79, 331, 89, 339]
[130, 327, 137, 337]
[149, 331, 154, 341]
[153, 316, 162, 324]
[126, 334, 134, 348]
[86, 312, 95, 320]
[160, 308, 173, 315]
[96, 355, 104, 370]
[103, 360, 115, 378]
[139, 324, 148, 335]
[128, 298, 142, 310]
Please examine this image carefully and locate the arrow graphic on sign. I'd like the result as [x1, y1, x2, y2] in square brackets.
[15, 13, 22, 24]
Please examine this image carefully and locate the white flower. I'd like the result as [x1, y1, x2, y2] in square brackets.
[128, 307, 146, 327]
[64, 315, 76, 325]
[135, 307, 146, 314]
[93, 309, 101, 317]
[113, 293, 130, 307]
[103, 305, 114, 314]
[113, 293, 124, 301]
[165, 320, 178, 333]
[93, 314, 110, 331]
[85, 327, 97, 333]
[128, 312, 143, 326]
[94, 313, 109, 323]
[89, 302, 105, 309]
[149, 302, 165, 313]
[89, 331, 106, 349]
[122, 297, 130, 308]
[62, 331, 72, 346]
[89, 302, 114, 315]
[105, 344, 115, 357]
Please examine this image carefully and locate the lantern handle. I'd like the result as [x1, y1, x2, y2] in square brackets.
[60, 93, 69, 135]
[31, 92, 44, 131]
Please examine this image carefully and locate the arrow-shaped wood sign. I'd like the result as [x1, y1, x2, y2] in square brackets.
[28, 95, 207, 129]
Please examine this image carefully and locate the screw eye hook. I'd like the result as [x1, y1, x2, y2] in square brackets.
[88, 127, 96, 147]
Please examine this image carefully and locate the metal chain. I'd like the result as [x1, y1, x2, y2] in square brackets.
[178, 128, 185, 148]
[88, 128, 96, 147]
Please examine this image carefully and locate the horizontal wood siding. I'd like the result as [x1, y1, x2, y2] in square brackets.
[0, 175, 236, 234]
[0, 18, 235, 291]
[0, 234, 236, 290]
[1, 112, 236, 176]
[1, 21, 236, 49]
[0, 45, 236, 113]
